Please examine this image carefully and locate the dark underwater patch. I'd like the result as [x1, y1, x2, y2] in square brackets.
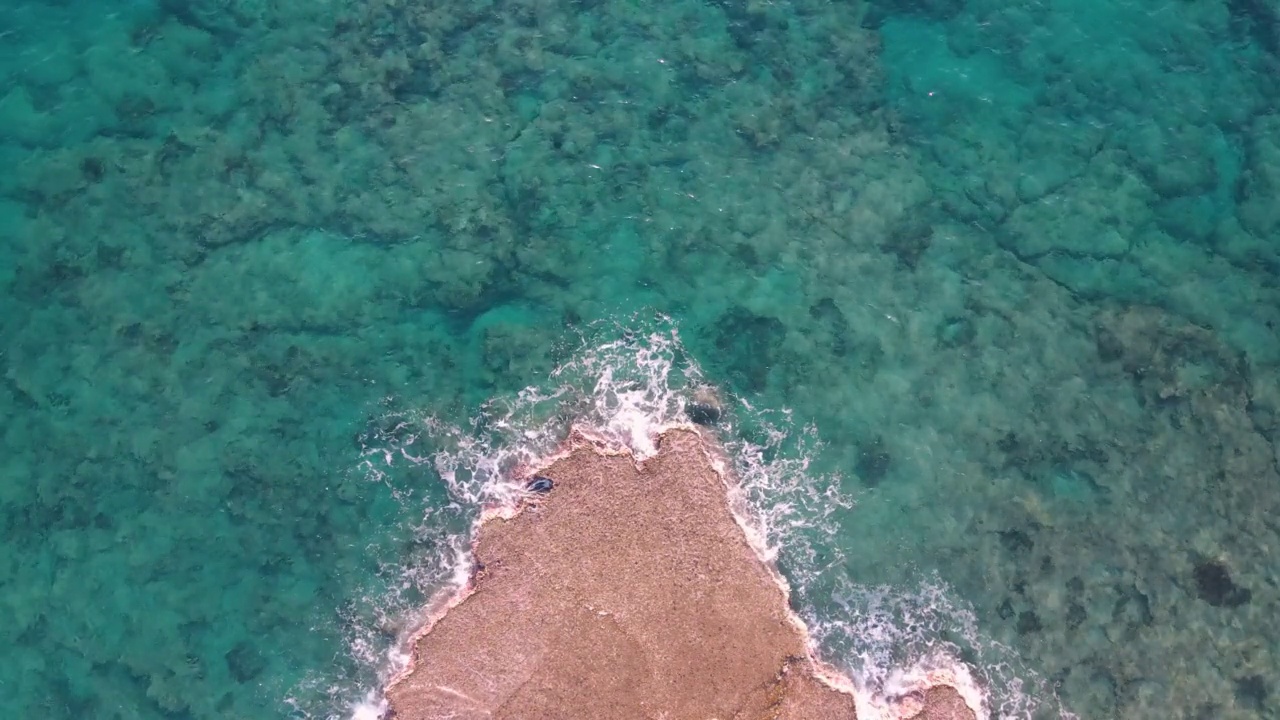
[1193, 560, 1252, 608]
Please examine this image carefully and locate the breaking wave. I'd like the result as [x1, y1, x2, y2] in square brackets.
[296, 315, 1071, 720]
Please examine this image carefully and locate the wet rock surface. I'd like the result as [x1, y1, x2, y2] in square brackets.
[386, 429, 976, 720]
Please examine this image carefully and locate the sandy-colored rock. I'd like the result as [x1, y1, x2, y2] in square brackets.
[385, 428, 976, 720]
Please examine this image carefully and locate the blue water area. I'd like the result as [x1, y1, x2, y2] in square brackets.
[2, 0, 1279, 717]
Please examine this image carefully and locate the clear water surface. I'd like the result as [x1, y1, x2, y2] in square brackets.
[2, 0, 1278, 717]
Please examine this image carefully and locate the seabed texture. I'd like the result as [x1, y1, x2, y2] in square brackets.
[4, 0, 1280, 717]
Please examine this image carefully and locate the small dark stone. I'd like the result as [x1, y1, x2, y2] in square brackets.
[686, 402, 721, 426]
[1016, 610, 1043, 635]
[1193, 560, 1251, 607]
[997, 598, 1015, 620]
[526, 476, 554, 493]
[1235, 675, 1268, 711]
[856, 436, 892, 486]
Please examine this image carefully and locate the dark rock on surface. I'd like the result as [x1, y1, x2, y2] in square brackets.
[685, 386, 724, 426]
[525, 476, 554, 493]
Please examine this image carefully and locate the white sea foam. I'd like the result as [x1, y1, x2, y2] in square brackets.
[313, 316, 1066, 720]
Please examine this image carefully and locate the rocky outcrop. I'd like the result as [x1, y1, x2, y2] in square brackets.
[385, 429, 976, 720]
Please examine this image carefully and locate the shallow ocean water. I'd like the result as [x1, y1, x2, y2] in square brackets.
[1, 0, 1278, 717]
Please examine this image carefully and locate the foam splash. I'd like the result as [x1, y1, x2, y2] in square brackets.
[316, 316, 1064, 720]
[815, 577, 1078, 719]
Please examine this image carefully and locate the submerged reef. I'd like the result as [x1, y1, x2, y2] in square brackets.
[2, 0, 1280, 717]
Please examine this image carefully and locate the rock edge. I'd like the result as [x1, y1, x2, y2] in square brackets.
[385, 428, 976, 720]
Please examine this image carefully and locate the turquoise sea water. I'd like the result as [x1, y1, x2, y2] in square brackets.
[2, 0, 1279, 717]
